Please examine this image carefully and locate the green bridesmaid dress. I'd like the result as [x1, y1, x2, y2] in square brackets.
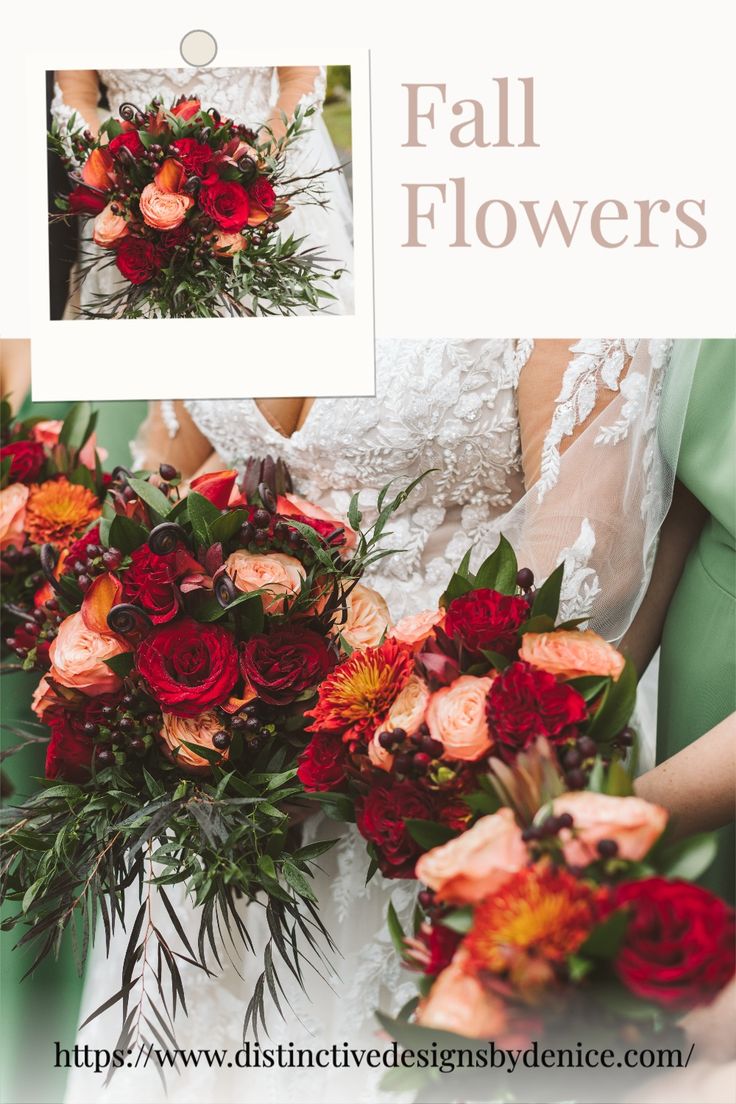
[657, 339, 736, 902]
[0, 397, 147, 1104]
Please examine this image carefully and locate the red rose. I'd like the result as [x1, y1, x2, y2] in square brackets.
[109, 131, 145, 158]
[240, 627, 333, 706]
[612, 877, 735, 1010]
[249, 177, 276, 213]
[136, 618, 238, 717]
[68, 185, 107, 216]
[171, 138, 212, 176]
[356, 781, 436, 878]
[45, 718, 94, 782]
[415, 923, 463, 976]
[199, 179, 250, 231]
[122, 544, 182, 624]
[0, 440, 45, 483]
[115, 236, 162, 285]
[445, 588, 529, 657]
[486, 661, 587, 758]
[297, 732, 347, 792]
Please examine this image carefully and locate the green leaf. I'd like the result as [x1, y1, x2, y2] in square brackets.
[579, 907, 629, 960]
[186, 491, 220, 546]
[656, 833, 718, 881]
[405, 819, 458, 850]
[474, 535, 518, 594]
[302, 790, 355, 822]
[587, 658, 637, 741]
[531, 561, 565, 620]
[59, 402, 93, 451]
[127, 477, 172, 519]
[479, 649, 511, 672]
[567, 675, 610, 701]
[568, 953, 594, 982]
[441, 907, 474, 934]
[108, 514, 147, 555]
[103, 653, 135, 678]
[209, 508, 247, 543]
[386, 900, 406, 955]
[282, 861, 316, 901]
[518, 614, 556, 635]
[441, 570, 475, 606]
[603, 758, 635, 797]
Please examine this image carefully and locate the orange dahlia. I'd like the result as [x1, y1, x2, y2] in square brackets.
[306, 639, 413, 733]
[464, 864, 605, 980]
[25, 478, 99, 546]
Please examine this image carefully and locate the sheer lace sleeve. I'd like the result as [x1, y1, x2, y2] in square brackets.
[501, 339, 693, 643]
[52, 70, 101, 139]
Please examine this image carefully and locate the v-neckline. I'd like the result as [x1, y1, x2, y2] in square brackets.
[250, 398, 319, 443]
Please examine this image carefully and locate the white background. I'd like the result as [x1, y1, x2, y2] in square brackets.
[0, 0, 734, 399]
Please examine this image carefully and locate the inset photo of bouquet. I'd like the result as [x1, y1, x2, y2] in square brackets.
[46, 67, 354, 319]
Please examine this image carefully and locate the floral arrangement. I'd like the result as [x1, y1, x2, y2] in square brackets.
[378, 748, 734, 1099]
[0, 457, 417, 1046]
[1, 401, 107, 661]
[298, 537, 637, 881]
[49, 97, 344, 318]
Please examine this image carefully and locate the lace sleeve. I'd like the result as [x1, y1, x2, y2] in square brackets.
[495, 339, 694, 642]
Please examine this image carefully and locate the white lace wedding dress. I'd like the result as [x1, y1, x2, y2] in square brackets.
[66, 338, 679, 1104]
[52, 67, 354, 315]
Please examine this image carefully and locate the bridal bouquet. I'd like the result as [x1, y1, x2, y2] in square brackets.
[0, 457, 416, 1042]
[377, 752, 735, 1100]
[299, 537, 637, 880]
[49, 97, 343, 318]
[1, 401, 107, 658]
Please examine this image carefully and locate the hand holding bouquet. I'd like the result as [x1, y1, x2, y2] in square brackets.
[50, 97, 344, 318]
[379, 748, 735, 1101]
[299, 537, 638, 880]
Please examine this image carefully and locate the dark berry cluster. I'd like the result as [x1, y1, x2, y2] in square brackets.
[66, 542, 122, 593]
[90, 677, 160, 766]
[378, 725, 445, 779]
[5, 598, 64, 666]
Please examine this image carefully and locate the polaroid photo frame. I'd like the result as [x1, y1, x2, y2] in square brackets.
[18, 47, 374, 401]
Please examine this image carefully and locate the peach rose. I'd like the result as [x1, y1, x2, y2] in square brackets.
[369, 674, 431, 771]
[416, 951, 508, 1038]
[392, 608, 444, 648]
[139, 182, 193, 231]
[224, 550, 306, 614]
[342, 584, 391, 650]
[93, 203, 129, 248]
[426, 674, 494, 761]
[31, 676, 57, 719]
[519, 629, 625, 682]
[415, 807, 527, 904]
[31, 419, 62, 447]
[212, 230, 246, 255]
[0, 483, 28, 551]
[551, 791, 668, 867]
[159, 711, 229, 774]
[48, 611, 131, 697]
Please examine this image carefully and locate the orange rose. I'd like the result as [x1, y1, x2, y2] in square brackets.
[93, 203, 129, 248]
[519, 629, 625, 682]
[415, 807, 527, 904]
[139, 182, 193, 231]
[224, 550, 306, 614]
[276, 493, 357, 552]
[369, 674, 430, 771]
[48, 611, 130, 697]
[82, 147, 116, 190]
[158, 711, 229, 774]
[342, 584, 391, 650]
[551, 791, 668, 867]
[171, 98, 201, 120]
[427, 674, 494, 761]
[416, 950, 508, 1038]
[0, 483, 28, 550]
[212, 230, 246, 256]
[392, 608, 444, 648]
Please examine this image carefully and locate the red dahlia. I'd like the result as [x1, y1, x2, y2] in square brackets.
[486, 661, 587, 758]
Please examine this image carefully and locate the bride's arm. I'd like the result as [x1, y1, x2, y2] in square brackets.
[634, 712, 735, 840]
[54, 70, 101, 136]
[620, 480, 707, 673]
[134, 401, 220, 478]
[267, 67, 323, 141]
